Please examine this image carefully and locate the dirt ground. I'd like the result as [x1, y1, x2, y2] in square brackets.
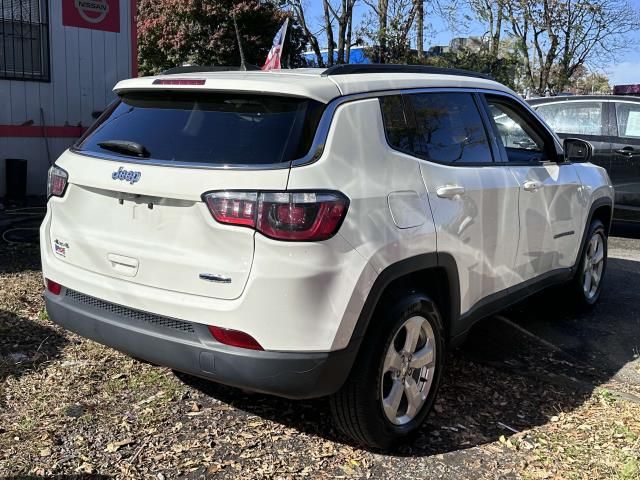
[0, 212, 639, 479]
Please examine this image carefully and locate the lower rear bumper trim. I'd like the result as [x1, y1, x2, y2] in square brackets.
[45, 290, 357, 399]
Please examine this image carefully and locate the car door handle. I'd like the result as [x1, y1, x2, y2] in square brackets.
[436, 185, 465, 198]
[523, 180, 543, 192]
[616, 147, 635, 157]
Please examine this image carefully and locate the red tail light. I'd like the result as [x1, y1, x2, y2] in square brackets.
[46, 278, 62, 295]
[204, 192, 258, 228]
[203, 191, 349, 242]
[47, 165, 68, 199]
[208, 326, 263, 350]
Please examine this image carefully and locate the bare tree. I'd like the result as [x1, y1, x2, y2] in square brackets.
[469, 0, 505, 58]
[282, 0, 360, 66]
[284, 0, 325, 67]
[363, 0, 389, 61]
[325, 0, 359, 63]
[416, 0, 424, 59]
[362, 0, 417, 62]
[507, 0, 640, 94]
[323, 0, 335, 65]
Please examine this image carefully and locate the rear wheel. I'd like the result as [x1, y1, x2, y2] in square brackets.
[571, 219, 607, 307]
[330, 293, 445, 449]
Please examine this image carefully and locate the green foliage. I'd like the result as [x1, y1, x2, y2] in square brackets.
[417, 49, 522, 91]
[137, 0, 307, 75]
[571, 72, 611, 95]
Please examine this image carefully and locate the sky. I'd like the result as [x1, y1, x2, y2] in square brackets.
[303, 0, 640, 86]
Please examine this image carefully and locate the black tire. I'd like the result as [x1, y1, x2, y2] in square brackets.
[570, 218, 607, 307]
[330, 292, 445, 449]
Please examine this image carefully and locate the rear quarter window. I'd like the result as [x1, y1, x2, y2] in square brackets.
[75, 92, 325, 166]
[615, 102, 640, 138]
[380, 92, 494, 165]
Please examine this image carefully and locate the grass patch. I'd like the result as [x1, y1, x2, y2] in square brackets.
[522, 393, 640, 480]
[619, 458, 640, 480]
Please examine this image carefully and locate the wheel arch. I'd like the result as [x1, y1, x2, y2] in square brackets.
[576, 197, 613, 266]
[590, 202, 613, 234]
[349, 253, 461, 347]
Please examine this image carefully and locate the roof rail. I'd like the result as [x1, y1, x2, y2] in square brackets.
[161, 64, 261, 75]
[321, 64, 492, 80]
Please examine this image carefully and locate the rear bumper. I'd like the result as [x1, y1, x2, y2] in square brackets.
[45, 289, 358, 399]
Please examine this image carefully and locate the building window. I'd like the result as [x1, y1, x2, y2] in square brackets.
[1, 0, 50, 81]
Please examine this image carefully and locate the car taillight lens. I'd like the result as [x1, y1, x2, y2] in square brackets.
[208, 326, 263, 350]
[47, 165, 68, 199]
[46, 278, 62, 295]
[257, 192, 348, 241]
[203, 191, 349, 242]
[204, 192, 258, 228]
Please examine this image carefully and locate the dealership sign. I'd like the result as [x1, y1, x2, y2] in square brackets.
[63, 0, 120, 32]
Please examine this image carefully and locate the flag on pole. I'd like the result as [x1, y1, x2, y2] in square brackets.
[262, 18, 289, 70]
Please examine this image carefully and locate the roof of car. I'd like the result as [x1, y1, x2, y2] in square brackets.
[113, 66, 515, 104]
[528, 95, 640, 104]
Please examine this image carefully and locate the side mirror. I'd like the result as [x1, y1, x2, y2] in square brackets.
[563, 138, 593, 163]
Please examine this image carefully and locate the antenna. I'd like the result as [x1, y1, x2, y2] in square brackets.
[233, 13, 249, 71]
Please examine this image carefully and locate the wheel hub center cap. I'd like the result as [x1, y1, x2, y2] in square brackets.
[400, 353, 411, 378]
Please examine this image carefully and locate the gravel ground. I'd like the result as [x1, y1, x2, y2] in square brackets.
[0, 223, 639, 479]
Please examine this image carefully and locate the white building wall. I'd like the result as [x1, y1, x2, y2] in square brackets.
[0, 0, 135, 197]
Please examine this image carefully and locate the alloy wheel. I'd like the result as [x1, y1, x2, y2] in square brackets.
[380, 315, 437, 425]
[583, 232, 605, 300]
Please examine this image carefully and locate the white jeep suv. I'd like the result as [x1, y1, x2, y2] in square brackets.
[41, 64, 613, 449]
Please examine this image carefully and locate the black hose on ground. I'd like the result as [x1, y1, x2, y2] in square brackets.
[0, 206, 46, 245]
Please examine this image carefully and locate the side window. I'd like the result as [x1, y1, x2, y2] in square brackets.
[486, 96, 550, 164]
[615, 103, 640, 139]
[535, 102, 604, 136]
[405, 92, 493, 164]
[379, 95, 414, 153]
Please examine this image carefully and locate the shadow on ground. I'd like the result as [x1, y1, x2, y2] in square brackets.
[0, 310, 68, 387]
[0, 476, 111, 480]
[177, 255, 640, 456]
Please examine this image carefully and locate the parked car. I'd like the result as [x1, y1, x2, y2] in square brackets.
[41, 65, 613, 449]
[529, 95, 640, 222]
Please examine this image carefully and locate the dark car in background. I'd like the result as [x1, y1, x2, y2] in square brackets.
[529, 95, 640, 222]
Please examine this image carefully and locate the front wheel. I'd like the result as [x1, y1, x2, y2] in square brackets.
[330, 293, 445, 449]
[571, 218, 607, 307]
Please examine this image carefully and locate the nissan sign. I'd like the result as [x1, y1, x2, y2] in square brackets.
[62, 0, 120, 33]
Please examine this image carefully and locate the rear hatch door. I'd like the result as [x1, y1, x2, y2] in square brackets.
[49, 89, 324, 300]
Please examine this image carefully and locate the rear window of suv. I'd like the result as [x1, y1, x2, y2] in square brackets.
[75, 91, 325, 166]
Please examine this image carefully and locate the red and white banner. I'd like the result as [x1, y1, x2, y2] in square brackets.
[262, 19, 289, 70]
[63, 0, 120, 33]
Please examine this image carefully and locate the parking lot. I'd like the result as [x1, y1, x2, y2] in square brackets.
[1, 208, 639, 479]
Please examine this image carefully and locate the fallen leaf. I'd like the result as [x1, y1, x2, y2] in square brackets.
[105, 438, 134, 453]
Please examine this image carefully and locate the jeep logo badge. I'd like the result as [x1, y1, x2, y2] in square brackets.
[112, 167, 141, 185]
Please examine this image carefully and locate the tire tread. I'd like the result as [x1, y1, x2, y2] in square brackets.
[330, 294, 445, 449]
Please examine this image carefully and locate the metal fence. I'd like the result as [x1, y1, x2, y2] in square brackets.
[0, 0, 50, 82]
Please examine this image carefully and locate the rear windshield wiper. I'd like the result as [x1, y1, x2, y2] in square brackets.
[98, 140, 150, 158]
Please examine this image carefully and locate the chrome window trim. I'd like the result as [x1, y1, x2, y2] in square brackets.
[70, 86, 560, 170]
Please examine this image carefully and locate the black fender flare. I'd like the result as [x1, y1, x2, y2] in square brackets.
[574, 196, 613, 272]
[348, 252, 461, 346]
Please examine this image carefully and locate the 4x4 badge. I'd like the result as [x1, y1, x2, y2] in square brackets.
[112, 167, 141, 185]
